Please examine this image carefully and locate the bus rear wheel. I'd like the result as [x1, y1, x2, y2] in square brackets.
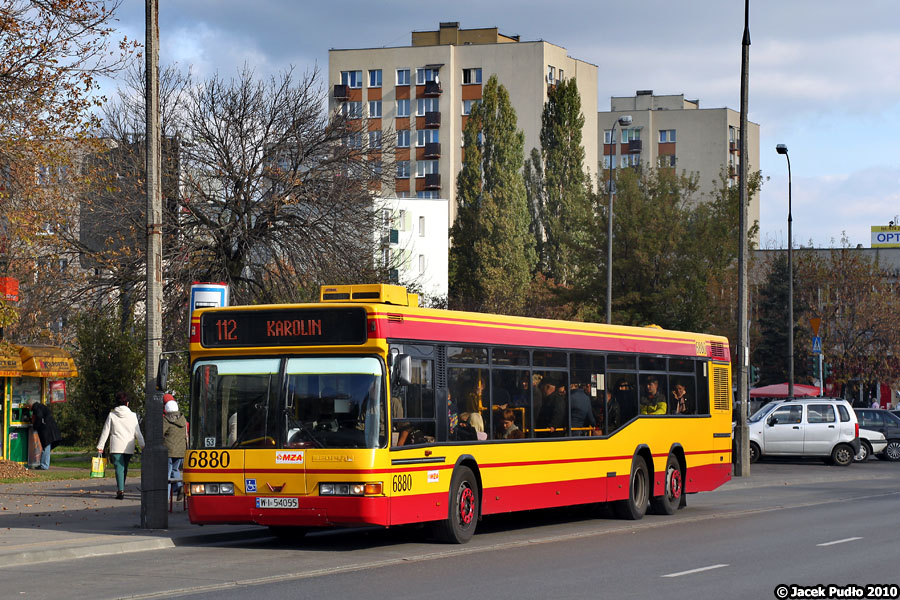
[614, 456, 649, 520]
[431, 466, 479, 544]
[649, 454, 683, 515]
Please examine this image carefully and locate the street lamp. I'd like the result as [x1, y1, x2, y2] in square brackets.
[607, 114, 633, 324]
[776, 143, 793, 399]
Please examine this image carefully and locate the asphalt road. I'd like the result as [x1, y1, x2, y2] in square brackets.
[16, 460, 900, 600]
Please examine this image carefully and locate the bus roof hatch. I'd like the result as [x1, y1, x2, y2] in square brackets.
[320, 284, 419, 307]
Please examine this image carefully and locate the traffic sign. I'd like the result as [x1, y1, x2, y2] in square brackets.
[812, 336, 822, 354]
[810, 317, 821, 337]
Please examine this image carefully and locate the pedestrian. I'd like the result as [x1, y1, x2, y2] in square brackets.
[96, 391, 145, 500]
[30, 401, 62, 470]
[162, 394, 188, 501]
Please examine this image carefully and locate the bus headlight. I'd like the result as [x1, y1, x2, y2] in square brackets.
[189, 483, 235, 495]
[319, 482, 383, 496]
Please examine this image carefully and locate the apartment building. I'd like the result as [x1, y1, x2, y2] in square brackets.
[329, 22, 598, 224]
[599, 90, 760, 233]
[378, 196, 449, 300]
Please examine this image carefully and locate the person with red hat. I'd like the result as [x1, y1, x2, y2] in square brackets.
[162, 394, 188, 501]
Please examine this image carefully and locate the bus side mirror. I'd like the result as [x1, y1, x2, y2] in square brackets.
[156, 358, 170, 391]
[393, 354, 411, 386]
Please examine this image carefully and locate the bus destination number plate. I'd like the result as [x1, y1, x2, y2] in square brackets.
[256, 497, 298, 509]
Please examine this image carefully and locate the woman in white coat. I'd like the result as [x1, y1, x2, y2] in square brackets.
[97, 391, 145, 499]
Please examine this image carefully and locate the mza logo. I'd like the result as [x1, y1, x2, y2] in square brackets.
[275, 450, 305, 464]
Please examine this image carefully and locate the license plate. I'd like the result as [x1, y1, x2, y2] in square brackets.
[255, 497, 298, 509]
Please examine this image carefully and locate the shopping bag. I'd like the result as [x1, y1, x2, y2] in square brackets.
[90, 454, 106, 478]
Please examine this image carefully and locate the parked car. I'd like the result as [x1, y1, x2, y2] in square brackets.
[853, 408, 900, 461]
[748, 398, 860, 466]
[854, 427, 888, 462]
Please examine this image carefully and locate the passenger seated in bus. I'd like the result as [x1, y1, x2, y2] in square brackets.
[569, 380, 596, 435]
[496, 408, 524, 439]
[456, 412, 486, 441]
[537, 375, 567, 435]
[391, 395, 412, 446]
[603, 389, 622, 434]
[614, 378, 636, 425]
[639, 375, 667, 415]
[671, 383, 691, 414]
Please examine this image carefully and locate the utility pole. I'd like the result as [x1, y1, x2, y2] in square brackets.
[141, 0, 167, 529]
[733, 0, 751, 478]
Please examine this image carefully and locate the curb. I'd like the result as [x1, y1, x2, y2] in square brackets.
[0, 537, 175, 569]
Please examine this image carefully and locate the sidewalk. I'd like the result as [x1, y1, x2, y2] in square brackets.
[0, 461, 893, 568]
[0, 472, 268, 569]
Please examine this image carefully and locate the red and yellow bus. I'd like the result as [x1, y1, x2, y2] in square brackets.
[183, 283, 732, 543]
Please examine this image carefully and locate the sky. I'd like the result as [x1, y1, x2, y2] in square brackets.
[107, 0, 900, 249]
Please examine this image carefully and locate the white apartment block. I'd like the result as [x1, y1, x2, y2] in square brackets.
[599, 91, 761, 235]
[378, 196, 449, 300]
[330, 22, 598, 225]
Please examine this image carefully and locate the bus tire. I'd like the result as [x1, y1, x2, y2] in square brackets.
[614, 456, 649, 520]
[649, 454, 682, 516]
[431, 466, 479, 544]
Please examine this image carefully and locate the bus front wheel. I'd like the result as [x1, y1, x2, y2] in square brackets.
[614, 456, 649, 520]
[431, 465, 479, 544]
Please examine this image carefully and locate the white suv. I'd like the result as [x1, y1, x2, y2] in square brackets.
[748, 398, 861, 466]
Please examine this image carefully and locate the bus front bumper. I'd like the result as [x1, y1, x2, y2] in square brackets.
[187, 494, 390, 528]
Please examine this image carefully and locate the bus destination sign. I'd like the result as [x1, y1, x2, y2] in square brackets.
[200, 307, 368, 347]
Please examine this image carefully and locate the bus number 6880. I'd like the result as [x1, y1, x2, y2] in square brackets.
[187, 450, 231, 469]
[392, 474, 413, 493]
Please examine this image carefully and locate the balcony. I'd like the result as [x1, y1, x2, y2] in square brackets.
[424, 111, 441, 128]
[424, 173, 441, 189]
[333, 84, 349, 100]
[424, 142, 441, 158]
[424, 81, 443, 96]
[627, 139, 642, 154]
[729, 141, 740, 153]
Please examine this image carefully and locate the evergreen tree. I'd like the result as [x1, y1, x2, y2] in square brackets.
[538, 78, 590, 285]
[448, 75, 536, 313]
[524, 147, 547, 272]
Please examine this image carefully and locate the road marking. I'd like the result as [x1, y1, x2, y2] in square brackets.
[817, 536, 862, 547]
[662, 564, 729, 578]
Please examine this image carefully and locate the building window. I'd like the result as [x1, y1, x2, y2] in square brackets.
[547, 65, 556, 83]
[416, 68, 438, 85]
[397, 129, 410, 148]
[418, 254, 426, 274]
[604, 129, 614, 144]
[368, 69, 382, 88]
[621, 128, 641, 143]
[558, 69, 564, 81]
[462, 99, 479, 115]
[621, 153, 641, 167]
[396, 99, 410, 118]
[397, 69, 410, 86]
[371, 159, 382, 175]
[462, 68, 482, 85]
[397, 191, 410, 198]
[416, 160, 438, 177]
[419, 215, 425, 236]
[341, 70, 362, 88]
[343, 132, 362, 148]
[657, 155, 676, 168]
[368, 130, 382, 149]
[416, 97, 439, 116]
[368, 100, 382, 118]
[416, 129, 439, 147]
[396, 160, 410, 178]
[659, 129, 676, 143]
[416, 190, 439, 199]
[603, 155, 614, 169]
[341, 101, 362, 119]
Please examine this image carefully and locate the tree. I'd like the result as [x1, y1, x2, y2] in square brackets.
[0, 0, 135, 343]
[751, 252, 810, 386]
[54, 308, 144, 445]
[537, 78, 590, 285]
[448, 75, 535, 313]
[795, 239, 900, 391]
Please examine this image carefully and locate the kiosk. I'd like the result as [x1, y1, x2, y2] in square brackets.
[1, 345, 77, 464]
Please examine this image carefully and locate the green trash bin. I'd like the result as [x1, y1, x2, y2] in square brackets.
[7, 425, 28, 463]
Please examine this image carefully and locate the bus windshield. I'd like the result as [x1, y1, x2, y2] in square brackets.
[191, 356, 386, 450]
